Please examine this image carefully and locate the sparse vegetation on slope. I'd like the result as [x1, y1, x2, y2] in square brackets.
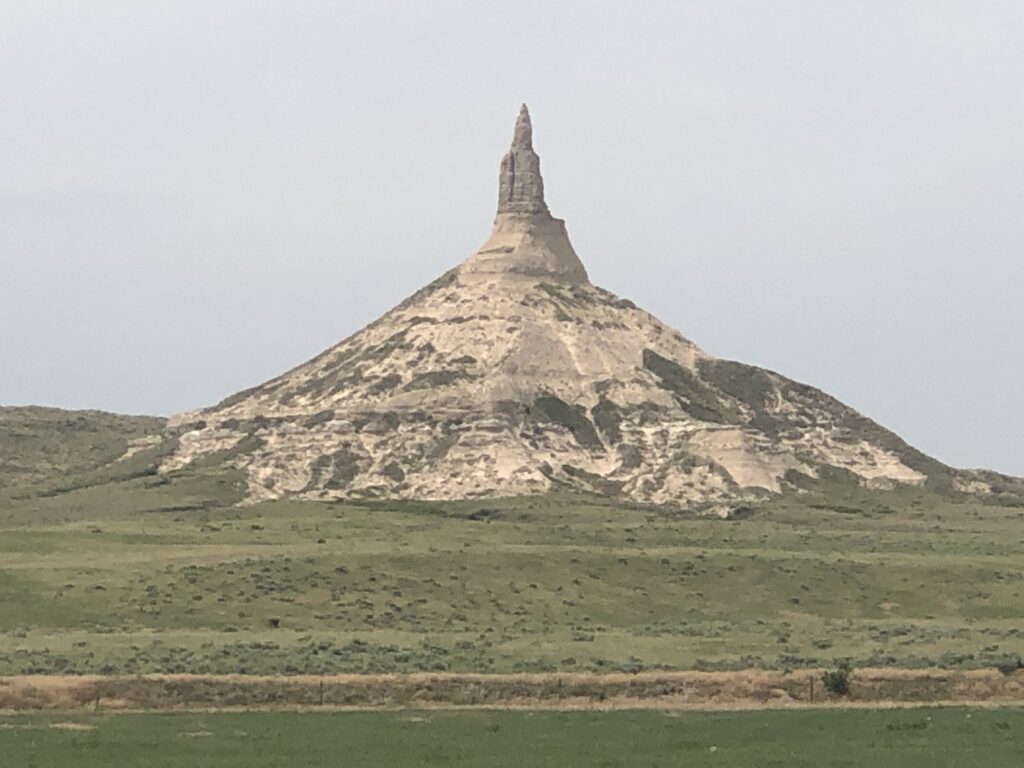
[0, 407, 164, 489]
[642, 349, 735, 424]
[1, 423, 1023, 676]
[527, 396, 603, 450]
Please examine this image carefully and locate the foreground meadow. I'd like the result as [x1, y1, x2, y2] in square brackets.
[2, 708, 1022, 767]
[2, 483, 1024, 675]
[2, 407, 1022, 676]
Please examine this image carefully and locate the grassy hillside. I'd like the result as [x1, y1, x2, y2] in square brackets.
[1, 404, 1023, 676]
[0, 406, 164, 490]
[2, 407, 1022, 676]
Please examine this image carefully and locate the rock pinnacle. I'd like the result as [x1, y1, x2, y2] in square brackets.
[512, 103, 533, 148]
[462, 105, 589, 284]
[497, 103, 549, 216]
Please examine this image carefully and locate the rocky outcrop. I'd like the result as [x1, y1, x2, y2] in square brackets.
[463, 104, 588, 285]
[163, 105, 974, 507]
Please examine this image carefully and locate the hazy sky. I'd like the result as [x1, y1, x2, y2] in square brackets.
[2, 1, 1022, 475]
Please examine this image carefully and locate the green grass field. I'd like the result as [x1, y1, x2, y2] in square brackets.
[2, 482, 1024, 675]
[2, 708, 1022, 767]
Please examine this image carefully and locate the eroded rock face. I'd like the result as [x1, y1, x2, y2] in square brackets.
[463, 103, 588, 285]
[164, 105, 941, 506]
[496, 104, 548, 216]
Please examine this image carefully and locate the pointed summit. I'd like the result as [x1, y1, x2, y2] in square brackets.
[497, 104, 548, 215]
[512, 103, 533, 149]
[463, 105, 589, 284]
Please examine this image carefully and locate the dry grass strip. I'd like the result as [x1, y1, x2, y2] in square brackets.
[0, 669, 1022, 713]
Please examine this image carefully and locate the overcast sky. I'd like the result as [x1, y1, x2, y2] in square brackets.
[1, 1, 1022, 475]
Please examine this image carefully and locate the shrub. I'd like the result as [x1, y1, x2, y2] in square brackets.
[822, 662, 853, 696]
[996, 657, 1023, 676]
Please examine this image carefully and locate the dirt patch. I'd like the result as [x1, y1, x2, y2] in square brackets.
[48, 722, 94, 731]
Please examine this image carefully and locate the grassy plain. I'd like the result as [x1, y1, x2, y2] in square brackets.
[2, 437, 1023, 675]
[2, 708, 1023, 767]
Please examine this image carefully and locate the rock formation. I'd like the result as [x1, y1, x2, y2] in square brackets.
[497, 104, 548, 215]
[463, 104, 588, 285]
[164, 105, 988, 507]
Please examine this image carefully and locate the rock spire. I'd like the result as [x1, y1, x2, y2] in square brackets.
[513, 102, 533, 148]
[497, 104, 549, 215]
[462, 104, 589, 284]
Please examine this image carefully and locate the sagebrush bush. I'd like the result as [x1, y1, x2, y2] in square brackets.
[822, 663, 852, 696]
[996, 657, 1022, 676]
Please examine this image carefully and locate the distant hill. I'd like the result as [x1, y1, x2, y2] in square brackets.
[0, 406, 164, 490]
